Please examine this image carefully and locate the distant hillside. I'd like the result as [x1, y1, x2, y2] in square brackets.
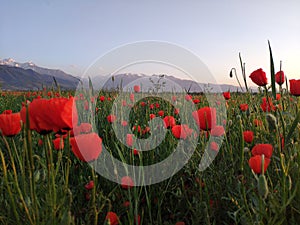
[0, 65, 79, 90]
[90, 73, 249, 93]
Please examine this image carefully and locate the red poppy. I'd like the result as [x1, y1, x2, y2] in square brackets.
[193, 99, 200, 104]
[140, 101, 146, 107]
[210, 141, 219, 151]
[223, 92, 230, 100]
[210, 125, 225, 137]
[275, 70, 285, 85]
[174, 108, 180, 115]
[21, 97, 78, 134]
[251, 144, 273, 159]
[121, 120, 128, 127]
[158, 110, 164, 117]
[155, 103, 160, 108]
[175, 221, 185, 225]
[171, 124, 194, 139]
[126, 134, 133, 147]
[133, 149, 140, 155]
[134, 214, 141, 225]
[249, 68, 268, 86]
[192, 107, 216, 130]
[107, 114, 116, 123]
[249, 155, 270, 174]
[276, 93, 281, 100]
[253, 119, 263, 127]
[0, 110, 21, 137]
[149, 114, 156, 120]
[99, 95, 105, 102]
[289, 79, 300, 96]
[105, 212, 119, 225]
[132, 125, 141, 133]
[121, 176, 134, 189]
[84, 180, 94, 190]
[185, 94, 192, 101]
[123, 201, 130, 207]
[243, 131, 254, 143]
[149, 104, 154, 110]
[134, 85, 140, 93]
[260, 97, 276, 112]
[53, 137, 64, 150]
[130, 93, 135, 102]
[70, 133, 102, 162]
[239, 104, 249, 111]
[163, 116, 176, 128]
[172, 96, 177, 102]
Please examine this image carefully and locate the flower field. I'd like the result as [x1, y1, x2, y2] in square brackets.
[0, 68, 300, 224]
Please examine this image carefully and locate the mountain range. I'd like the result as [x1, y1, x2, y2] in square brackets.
[0, 58, 249, 92]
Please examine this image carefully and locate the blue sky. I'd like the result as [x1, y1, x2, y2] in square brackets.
[1, 0, 300, 85]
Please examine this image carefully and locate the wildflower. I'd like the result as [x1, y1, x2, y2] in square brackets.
[126, 134, 133, 147]
[249, 68, 268, 86]
[171, 124, 194, 139]
[251, 144, 273, 159]
[163, 116, 176, 128]
[158, 110, 164, 117]
[105, 212, 119, 225]
[70, 133, 102, 162]
[192, 107, 217, 130]
[239, 103, 249, 111]
[243, 131, 254, 143]
[210, 125, 225, 137]
[84, 180, 94, 190]
[107, 114, 116, 123]
[275, 70, 285, 85]
[223, 92, 230, 100]
[53, 137, 64, 150]
[121, 176, 134, 189]
[134, 85, 140, 93]
[249, 155, 270, 174]
[289, 79, 300, 96]
[209, 141, 219, 151]
[0, 110, 21, 137]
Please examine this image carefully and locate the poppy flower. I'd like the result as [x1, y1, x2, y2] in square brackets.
[192, 107, 217, 130]
[126, 134, 134, 147]
[171, 124, 194, 139]
[149, 114, 156, 120]
[193, 99, 200, 104]
[253, 119, 263, 127]
[70, 133, 102, 162]
[133, 149, 140, 155]
[249, 68, 268, 86]
[53, 137, 64, 150]
[260, 97, 276, 112]
[121, 176, 134, 189]
[84, 180, 94, 190]
[276, 93, 281, 101]
[243, 131, 254, 143]
[289, 79, 300, 96]
[149, 104, 154, 110]
[175, 222, 185, 225]
[130, 93, 135, 102]
[105, 212, 119, 225]
[223, 92, 230, 100]
[134, 85, 140, 93]
[163, 116, 176, 128]
[185, 94, 192, 101]
[158, 110, 164, 117]
[210, 125, 225, 137]
[251, 144, 273, 159]
[155, 103, 160, 108]
[239, 104, 249, 112]
[172, 96, 177, 102]
[123, 201, 130, 207]
[209, 141, 219, 151]
[107, 114, 116, 123]
[249, 155, 271, 174]
[275, 70, 285, 85]
[0, 110, 21, 137]
[121, 120, 128, 127]
[99, 96, 105, 102]
[20, 97, 78, 134]
[140, 101, 146, 107]
[174, 108, 180, 115]
[132, 125, 141, 133]
[134, 214, 141, 225]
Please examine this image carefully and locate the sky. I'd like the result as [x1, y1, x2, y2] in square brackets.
[1, 0, 300, 86]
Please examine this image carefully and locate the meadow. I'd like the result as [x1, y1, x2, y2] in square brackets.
[0, 60, 300, 225]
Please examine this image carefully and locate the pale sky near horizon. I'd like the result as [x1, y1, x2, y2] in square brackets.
[1, 0, 300, 86]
